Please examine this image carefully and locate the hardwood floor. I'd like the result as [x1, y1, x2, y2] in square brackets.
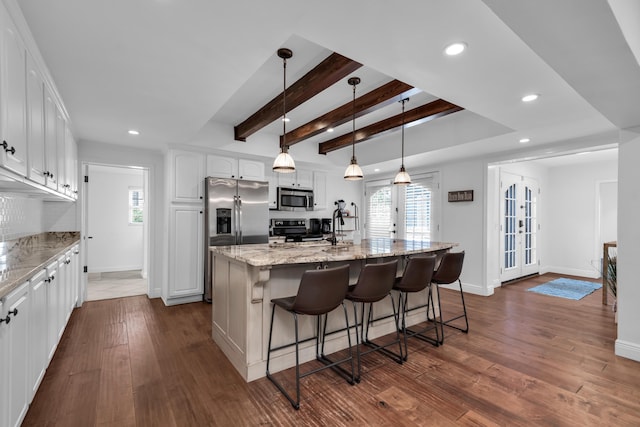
[23, 273, 640, 426]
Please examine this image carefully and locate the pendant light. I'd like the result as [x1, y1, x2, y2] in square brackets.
[393, 98, 412, 185]
[273, 48, 295, 173]
[344, 77, 363, 180]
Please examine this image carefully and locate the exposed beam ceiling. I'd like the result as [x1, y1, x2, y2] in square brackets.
[318, 99, 463, 154]
[234, 52, 362, 141]
[281, 80, 421, 146]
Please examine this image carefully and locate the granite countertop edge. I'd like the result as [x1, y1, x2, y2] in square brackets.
[209, 239, 458, 267]
[0, 232, 81, 301]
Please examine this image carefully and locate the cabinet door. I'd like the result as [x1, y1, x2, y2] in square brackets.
[1, 12, 28, 176]
[44, 88, 58, 190]
[313, 171, 327, 210]
[29, 269, 47, 401]
[46, 261, 58, 360]
[64, 125, 75, 197]
[171, 151, 204, 203]
[296, 169, 313, 189]
[4, 282, 30, 427]
[56, 110, 67, 196]
[238, 159, 265, 181]
[206, 154, 237, 179]
[168, 206, 203, 297]
[70, 134, 78, 198]
[267, 172, 278, 210]
[26, 53, 46, 185]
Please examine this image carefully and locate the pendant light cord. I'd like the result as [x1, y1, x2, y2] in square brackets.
[352, 83, 356, 159]
[401, 99, 406, 167]
[282, 56, 287, 152]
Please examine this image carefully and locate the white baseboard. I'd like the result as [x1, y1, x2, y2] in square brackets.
[543, 266, 599, 279]
[162, 294, 203, 306]
[615, 339, 640, 362]
[439, 282, 494, 296]
[89, 265, 143, 273]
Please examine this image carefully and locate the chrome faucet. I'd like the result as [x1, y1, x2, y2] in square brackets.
[328, 207, 345, 245]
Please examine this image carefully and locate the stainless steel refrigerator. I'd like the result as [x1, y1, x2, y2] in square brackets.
[204, 177, 269, 301]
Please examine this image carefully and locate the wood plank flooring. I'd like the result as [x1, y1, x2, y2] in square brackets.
[23, 273, 640, 426]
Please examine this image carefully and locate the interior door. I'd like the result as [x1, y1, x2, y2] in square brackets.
[500, 172, 539, 282]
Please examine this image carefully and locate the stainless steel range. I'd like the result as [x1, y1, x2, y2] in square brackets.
[270, 218, 324, 242]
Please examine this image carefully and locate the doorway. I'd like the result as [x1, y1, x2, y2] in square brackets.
[500, 172, 539, 282]
[83, 164, 149, 301]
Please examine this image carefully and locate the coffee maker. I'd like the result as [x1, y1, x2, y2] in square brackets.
[309, 218, 321, 234]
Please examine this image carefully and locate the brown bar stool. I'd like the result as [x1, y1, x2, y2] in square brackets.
[432, 251, 468, 344]
[266, 264, 355, 410]
[345, 259, 402, 381]
[393, 255, 438, 359]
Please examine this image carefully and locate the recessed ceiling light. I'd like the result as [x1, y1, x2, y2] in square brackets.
[444, 42, 467, 56]
[519, 138, 530, 143]
[128, 130, 140, 135]
[327, 127, 334, 133]
[576, 151, 591, 156]
[374, 168, 380, 172]
[521, 94, 539, 102]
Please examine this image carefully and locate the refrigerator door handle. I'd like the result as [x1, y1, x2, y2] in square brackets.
[237, 195, 243, 243]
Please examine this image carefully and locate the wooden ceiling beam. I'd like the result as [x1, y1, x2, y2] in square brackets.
[318, 99, 464, 154]
[234, 52, 362, 142]
[281, 80, 421, 146]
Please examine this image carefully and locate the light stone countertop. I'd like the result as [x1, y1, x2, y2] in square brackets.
[209, 238, 457, 267]
[0, 232, 80, 300]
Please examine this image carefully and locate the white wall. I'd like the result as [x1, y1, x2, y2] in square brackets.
[616, 135, 640, 361]
[545, 159, 618, 278]
[87, 166, 143, 272]
[79, 140, 164, 298]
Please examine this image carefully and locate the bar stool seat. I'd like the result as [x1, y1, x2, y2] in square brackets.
[266, 264, 355, 410]
[345, 259, 402, 381]
[431, 251, 468, 345]
[393, 255, 438, 359]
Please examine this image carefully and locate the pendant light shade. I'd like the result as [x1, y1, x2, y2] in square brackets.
[393, 98, 411, 185]
[273, 48, 296, 173]
[344, 77, 363, 180]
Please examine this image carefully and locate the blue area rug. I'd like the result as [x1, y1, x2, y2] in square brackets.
[527, 278, 602, 300]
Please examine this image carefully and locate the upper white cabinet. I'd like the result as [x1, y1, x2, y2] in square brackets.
[170, 150, 205, 203]
[207, 154, 265, 181]
[267, 171, 278, 210]
[43, 87, 58, 190]
[26, 52, 46, 185]
[64, 124, 77, 198]
[0, 9, 27, 176]
[313, 171, 327, 210]
[278, 168, 312, 189]
[56, 109, 67, 196]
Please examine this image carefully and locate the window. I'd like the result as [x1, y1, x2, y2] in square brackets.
[129, 188, 144, 224]
[365, 173, 439, 241]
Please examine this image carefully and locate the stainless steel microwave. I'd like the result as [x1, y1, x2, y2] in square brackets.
[277, 187, 314, 211]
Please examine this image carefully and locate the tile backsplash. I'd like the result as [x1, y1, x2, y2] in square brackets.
[0, 193, 78, 241]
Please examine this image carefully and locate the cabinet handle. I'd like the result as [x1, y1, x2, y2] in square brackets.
[0, 315, 10, 324]
[5, 146, 15, 155]
[1, 141, 7, 150]
[8, 308, 17, 317]
[50, 275, 55, 281]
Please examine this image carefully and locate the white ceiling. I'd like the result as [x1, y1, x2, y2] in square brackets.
[16, 0, 640, 174]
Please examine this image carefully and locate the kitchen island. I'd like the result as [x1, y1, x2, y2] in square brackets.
[209, 238, 456, 382]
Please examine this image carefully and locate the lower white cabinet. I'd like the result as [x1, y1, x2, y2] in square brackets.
[45, 260, 59, 360]
[1, 281, 30, 427]
[28, 269, 48, 402]
[168, 205, 204, 300]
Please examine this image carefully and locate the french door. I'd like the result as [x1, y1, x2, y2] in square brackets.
[500, 172, 539, 282]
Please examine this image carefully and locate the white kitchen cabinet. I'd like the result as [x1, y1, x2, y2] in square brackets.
[0, 299, 4, 427]
[278, 168, 312, 189]
[45, 260, 58, 360]
[0, 8, 28, 177]
[168, 205, 203, 299]
[56, 253, 68, 339]
[170, 150, 205, 203]
[43, 87, 58, 190]
[26, 52, 46, 185]
[70, 245, 79, 308]
[267, 171, 278, 210]
[64, 125, 77, 198]
[206, 155, 265, 181]
[28, 269, 47, 402]
[56, 110, 67, 196]
[1, 281, 30, 427]
[313, 171, 327, 210]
